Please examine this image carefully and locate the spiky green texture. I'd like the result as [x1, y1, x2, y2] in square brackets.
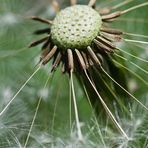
[51, 5, 102, 50]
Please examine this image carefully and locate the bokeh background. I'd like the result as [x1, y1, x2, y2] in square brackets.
[0, 0, 147, 147]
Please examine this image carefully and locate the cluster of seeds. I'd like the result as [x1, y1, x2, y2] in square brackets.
[51, 5, 102, 50]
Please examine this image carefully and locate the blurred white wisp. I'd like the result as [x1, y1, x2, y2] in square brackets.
[0, 12, 21, 26]
[0, 87, 13, 114]
[1, 87, 13, 106]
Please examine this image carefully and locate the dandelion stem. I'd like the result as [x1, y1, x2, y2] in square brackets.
[111, 0, 133, 10]
[24, 75, 50, 148]
[113, 59, 148, 85]
[124, 32, 148, 39]
[51, 83, 61, 135]
[84, 70, 129, 140]
[121, 2, 148, 15]
[101, 67, 148, 112]
[82, 82, 107, 147]
[69, 77, 72, 131]
[124, 39, 148, 45]
[117, 48, 148, 63]
[98, 75, 130, 114]
[116, 18, 148, 24]
[130, 62, 148, 74]
[0, 66, 41, 117]
[114, 53, 148, 75]
[70, 71, 83, 141]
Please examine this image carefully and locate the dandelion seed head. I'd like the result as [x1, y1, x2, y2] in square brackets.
[51, 5, 102, 50]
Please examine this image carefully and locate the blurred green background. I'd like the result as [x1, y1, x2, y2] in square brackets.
[0, 0, 147, 147]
